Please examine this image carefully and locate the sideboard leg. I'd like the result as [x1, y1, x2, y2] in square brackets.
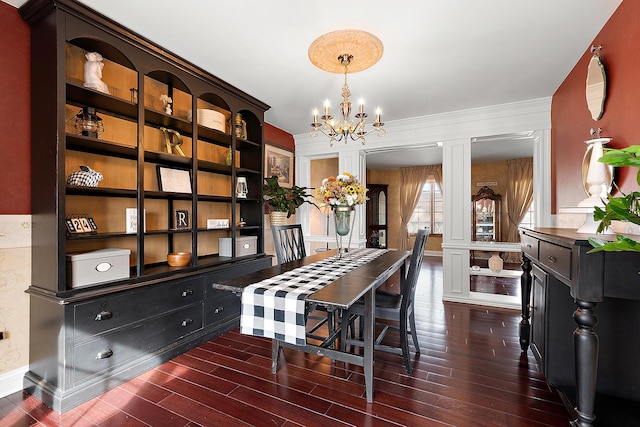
[572, 299, 599, 427]
[519, 255, 532, 351]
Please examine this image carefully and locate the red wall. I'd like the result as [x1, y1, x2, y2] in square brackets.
[551, 0, 639, 211]
[0, 3, 31, 214]
[264, 122, 295, 151]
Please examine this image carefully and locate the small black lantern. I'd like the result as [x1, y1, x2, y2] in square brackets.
[74, 106, 104, 138]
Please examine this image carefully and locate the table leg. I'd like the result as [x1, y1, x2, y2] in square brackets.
[572, 300, 599, 427]
[271, 339, 281, 374]
[520, 255, 532, 351]
[363, 287, 375, 402]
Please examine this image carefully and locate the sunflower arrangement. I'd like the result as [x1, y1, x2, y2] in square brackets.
[316, 172, 368, 207]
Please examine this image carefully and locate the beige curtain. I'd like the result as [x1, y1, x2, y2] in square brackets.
[504, 158, 534, 263]
[398, 166, 431, 251]
[426, 164, 443, 192]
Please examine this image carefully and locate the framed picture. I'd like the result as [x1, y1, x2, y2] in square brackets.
[157, 166, 192, 193]
[264, 144, 294, 188]
[174, 209, 190, 229]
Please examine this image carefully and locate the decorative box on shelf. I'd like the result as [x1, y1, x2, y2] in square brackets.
[66, 248, 131, 288]
[219, 236, 257, 257]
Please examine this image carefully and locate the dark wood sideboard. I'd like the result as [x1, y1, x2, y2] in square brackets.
[519, 227, 640, 427]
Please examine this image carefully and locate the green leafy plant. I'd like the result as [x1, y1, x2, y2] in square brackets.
[263, 175, 318, 217]
[588, 145, 640, 253]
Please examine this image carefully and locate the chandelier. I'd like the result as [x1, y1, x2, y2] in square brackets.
[308, 30, 386, 146]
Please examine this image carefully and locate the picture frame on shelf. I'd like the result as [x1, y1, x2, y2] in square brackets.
[157, 166, 192, 193]
[174, 209, 190, 230]
[264, 144, 293, 188]
[126, 208, 146, 233]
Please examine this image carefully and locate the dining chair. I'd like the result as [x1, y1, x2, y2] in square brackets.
[340, 228, 429, 374]
[271, 224, 306, 264]
[271, 224, 337, 345]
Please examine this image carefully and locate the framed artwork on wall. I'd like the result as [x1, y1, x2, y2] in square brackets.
[264, 144, 293, 188]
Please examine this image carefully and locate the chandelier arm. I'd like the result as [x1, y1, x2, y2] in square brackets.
[313, 125, 345, 146]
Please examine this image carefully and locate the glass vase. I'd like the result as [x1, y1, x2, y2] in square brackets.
[333, 205, 355, 258]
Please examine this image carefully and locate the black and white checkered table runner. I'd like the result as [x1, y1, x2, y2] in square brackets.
[241, 248, 387, 345]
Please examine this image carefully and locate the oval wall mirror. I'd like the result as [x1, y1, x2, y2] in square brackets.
[585, 49, 606, 121]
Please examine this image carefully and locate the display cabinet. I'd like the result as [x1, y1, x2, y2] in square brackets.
[472, 186, 501, 241]
[366, 184, 388, 248]
[20, 0, 271, 412]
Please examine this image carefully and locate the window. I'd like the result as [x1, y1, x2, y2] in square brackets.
[519, 201, 535, 228]
[408, 182, 443, 235]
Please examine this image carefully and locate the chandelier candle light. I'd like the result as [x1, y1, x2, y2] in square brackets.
[316, 172, 368, 258]
[309, 30, 386, 146]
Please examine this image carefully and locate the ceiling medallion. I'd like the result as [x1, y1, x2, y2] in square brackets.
[308, 30, 386, 146]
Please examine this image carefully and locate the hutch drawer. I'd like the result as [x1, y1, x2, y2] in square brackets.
[205, 293, 240, 326]
[73, 278, 205, 341]
[72, 304, 203, 384]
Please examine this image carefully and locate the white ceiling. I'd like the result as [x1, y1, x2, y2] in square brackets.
[5, 0, 622, 167]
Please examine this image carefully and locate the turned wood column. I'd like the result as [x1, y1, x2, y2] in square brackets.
[520, 255, 532, 351]
[572, 299, 599, 427]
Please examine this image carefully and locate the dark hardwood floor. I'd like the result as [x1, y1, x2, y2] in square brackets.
[0, 257, 572, 426]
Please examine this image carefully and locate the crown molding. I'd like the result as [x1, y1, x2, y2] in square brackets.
[294, 97, 551, 155]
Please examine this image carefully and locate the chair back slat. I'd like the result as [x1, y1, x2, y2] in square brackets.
[401, 228, 429, 311]
[272, 224, 306, 264]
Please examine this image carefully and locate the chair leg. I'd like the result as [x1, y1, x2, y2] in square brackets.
[400, 313, 412, 375]
[271, 339, 281, 374]
[409, 309, 421, 354]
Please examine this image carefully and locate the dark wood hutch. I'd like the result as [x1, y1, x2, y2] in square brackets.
[20, 0, 271, 412]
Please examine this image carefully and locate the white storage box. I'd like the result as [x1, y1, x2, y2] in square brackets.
[219, 236, 258, 257]
[66, 248, 131, 288]
[187, 109, 226, 132]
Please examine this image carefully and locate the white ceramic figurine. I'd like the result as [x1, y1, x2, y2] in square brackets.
[83, 52, 110, 94]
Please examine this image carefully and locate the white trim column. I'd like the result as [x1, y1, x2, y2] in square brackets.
[442, 138, 471, 301]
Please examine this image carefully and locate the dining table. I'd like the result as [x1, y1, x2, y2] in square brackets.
[211, 247, 410, 402]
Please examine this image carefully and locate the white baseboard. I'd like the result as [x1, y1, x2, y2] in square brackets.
[424, 250, 442, 257]
[0, 366, 27, 398]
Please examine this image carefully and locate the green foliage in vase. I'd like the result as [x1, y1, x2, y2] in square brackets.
[588, 145, 640, 253]
[263, 176, 318, 218]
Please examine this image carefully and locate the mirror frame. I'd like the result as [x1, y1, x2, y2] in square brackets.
[586, 52, 607, 121]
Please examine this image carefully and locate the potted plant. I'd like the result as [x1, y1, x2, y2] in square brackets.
[589, 145, 640, 252]
[263, 175, 317, 225]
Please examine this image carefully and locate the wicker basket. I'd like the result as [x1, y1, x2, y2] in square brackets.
[269, 211, 288, 226]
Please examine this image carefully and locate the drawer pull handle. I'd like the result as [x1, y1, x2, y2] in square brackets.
[95, 262, 112, 273]
[96, 349, 113, 359]
[181, 318, 193, 327]
[548, 255, 557, 263]
[526, 244, 532, 249]
[94, 311, 113, 321]
[214, 306, 224, 314]
[181, 290, 193, 297]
